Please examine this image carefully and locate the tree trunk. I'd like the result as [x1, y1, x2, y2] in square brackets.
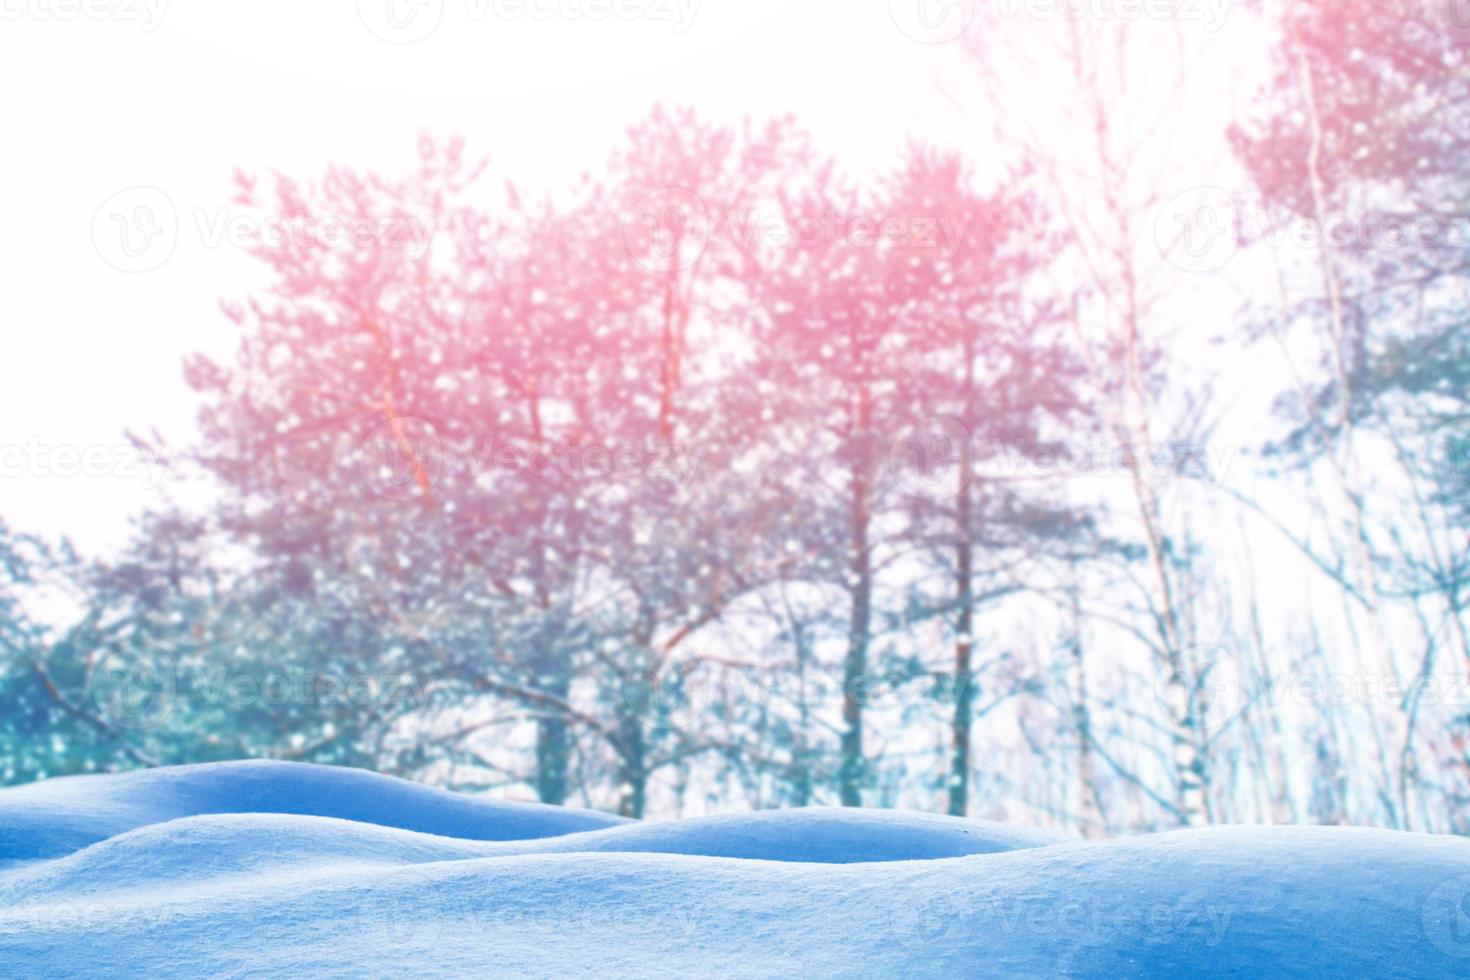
[839, 387, 874, 808]
[534, 678, 570, 805]
[1163, 650, 1207, 825]
[617, 706, 647, 818]
[792, 622, 813, 807]
[948, 496, 975, 816]
[1070, 584, 1101, 835]
[948, 330, 978, 817]
[839, 517, 871, 807]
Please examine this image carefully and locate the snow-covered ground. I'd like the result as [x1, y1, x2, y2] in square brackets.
[2, 761, 1468, 977]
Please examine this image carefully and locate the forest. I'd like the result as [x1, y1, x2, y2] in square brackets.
[2, 0, 1467, 838]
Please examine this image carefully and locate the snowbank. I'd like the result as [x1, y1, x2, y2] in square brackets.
[496, 806, 1065, 863]
[0, 806, 1060, 905]
[2, 762, 1468, 978]
[0, 759, 627, 865]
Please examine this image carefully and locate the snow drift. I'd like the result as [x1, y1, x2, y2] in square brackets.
[2, 761, 1468, 978]
[0, 759, 628, 866]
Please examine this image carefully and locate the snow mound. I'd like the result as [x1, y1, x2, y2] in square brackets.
[4, 762, 1469, 977]
[2, 826, 1469, 977]
[0, 813, 502, 904]
[0, 806, 1060, 903]
[494, 806, 1065, 863]
[0, 760, 627, 865]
